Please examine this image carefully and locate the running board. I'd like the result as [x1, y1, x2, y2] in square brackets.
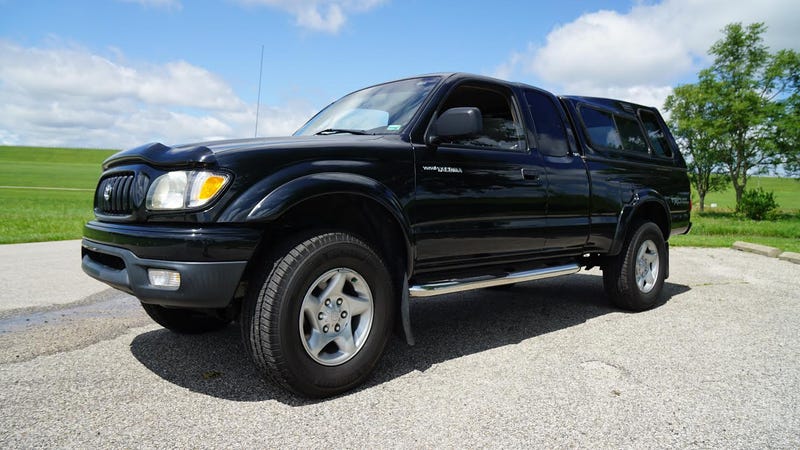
[408, 264, 581, 298]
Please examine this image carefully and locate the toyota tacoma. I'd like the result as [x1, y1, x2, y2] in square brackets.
[82, 73, 691, 397]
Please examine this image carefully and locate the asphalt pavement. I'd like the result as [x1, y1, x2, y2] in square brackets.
[0, 240, 108, 311]
[0, 244, 799, 448]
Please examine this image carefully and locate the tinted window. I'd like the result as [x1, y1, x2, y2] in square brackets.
[525, 90, 568, 156]
[615, 116, 648, 153]
[580, 106, 651, 154]
[580, 107, 622, 150]
[639, 110, 672, 157]
[437, 84, 525, 151]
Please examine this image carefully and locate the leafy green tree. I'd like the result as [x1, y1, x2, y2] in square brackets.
[666, 23, 800, 209]
[665, 83, 729, 212]
[774, 84, 800, 177]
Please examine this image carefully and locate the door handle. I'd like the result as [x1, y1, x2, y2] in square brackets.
[521, 169, 542, 185]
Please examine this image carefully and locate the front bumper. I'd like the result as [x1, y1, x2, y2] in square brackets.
[81, 221, 261, 308]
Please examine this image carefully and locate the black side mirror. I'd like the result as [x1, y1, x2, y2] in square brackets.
[428, 107, 482, 146]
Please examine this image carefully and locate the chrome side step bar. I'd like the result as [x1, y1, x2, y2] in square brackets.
[408, 264, 581, 298]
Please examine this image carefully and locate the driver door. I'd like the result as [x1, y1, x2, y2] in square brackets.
[412, 82, 549, 273]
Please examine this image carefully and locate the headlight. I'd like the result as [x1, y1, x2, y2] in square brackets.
[146, 170, 230, 210]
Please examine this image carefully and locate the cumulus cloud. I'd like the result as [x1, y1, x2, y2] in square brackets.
[493, 0, 800, 108]
[235, 0, 386, 33]
[0, 41, 315, 149]
[532, 9, 691, 88]
[1, 44, 245, 111]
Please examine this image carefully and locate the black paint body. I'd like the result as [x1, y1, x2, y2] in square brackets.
[82, 73, 691, 307]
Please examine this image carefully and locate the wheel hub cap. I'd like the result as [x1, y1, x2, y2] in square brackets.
[299, 268, 374, 366]
[635, 239, 659, 294]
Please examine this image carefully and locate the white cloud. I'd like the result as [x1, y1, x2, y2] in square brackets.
[0, 41, 315, 149]
[531, 9, 692, 88]
[493, 0, 800, 109]
[491, 47, 529, 82]
[235, 0, 386, 33]
[0, 45, 245, 111]
[119, 0, 183, 11]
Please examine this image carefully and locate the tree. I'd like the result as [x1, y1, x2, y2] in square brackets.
[773, 77, 800, 176]
[664, 82, 729, 211]
[666, 23, 800, 210]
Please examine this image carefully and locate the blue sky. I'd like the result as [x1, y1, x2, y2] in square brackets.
[1, 0, 798, 148]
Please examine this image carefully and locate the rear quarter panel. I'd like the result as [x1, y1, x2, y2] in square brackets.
[560, 98, 691, 252]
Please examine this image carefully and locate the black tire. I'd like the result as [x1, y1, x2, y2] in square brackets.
[603, 221, 667, 311]
[241, 232, 395, 398]
[141, 303, 231, 334]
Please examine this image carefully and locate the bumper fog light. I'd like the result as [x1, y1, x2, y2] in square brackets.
[148, 269, 181, 290]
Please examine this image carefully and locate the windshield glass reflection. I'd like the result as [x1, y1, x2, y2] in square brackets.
[295, 76, 441, 136]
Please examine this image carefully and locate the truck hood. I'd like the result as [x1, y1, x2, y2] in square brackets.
[102, 135, 386, 170]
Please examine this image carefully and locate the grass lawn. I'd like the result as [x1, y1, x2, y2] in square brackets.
[671, 176, 800, 253]
[700, 176, 800, 211]
[1, 146, 799, 252]
[0, 146, 117, 244]
[671, 212, 800, 253]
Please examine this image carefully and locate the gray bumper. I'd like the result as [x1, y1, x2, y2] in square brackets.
[82, 239, 247, 308]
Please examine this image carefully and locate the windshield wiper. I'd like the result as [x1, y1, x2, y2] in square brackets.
[315, 128, 371, 135]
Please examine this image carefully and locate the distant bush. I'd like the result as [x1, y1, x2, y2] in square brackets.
[739, 187, 779, 220]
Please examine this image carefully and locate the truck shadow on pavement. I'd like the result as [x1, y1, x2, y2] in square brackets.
[129, 273, 689, 405]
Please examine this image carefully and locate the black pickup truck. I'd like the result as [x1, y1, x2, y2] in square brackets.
[82, 73, 691, 397]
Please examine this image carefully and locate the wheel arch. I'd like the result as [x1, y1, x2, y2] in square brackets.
[244, 173, 414, 277]
[609, 191, 671, 256]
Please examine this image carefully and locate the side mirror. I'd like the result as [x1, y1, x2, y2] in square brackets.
[428, 107, 482, 146]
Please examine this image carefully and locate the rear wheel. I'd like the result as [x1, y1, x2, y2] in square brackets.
[603, 221, 666, 311]
[241, 232, 395, 398]
[141, 303, 230, 334]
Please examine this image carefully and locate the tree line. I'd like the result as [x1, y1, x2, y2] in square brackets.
[663, 23, 799, 216]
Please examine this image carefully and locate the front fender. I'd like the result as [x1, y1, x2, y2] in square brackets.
[245, 172, 414, 272]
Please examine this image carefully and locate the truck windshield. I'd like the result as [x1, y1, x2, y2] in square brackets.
[294, 76, 441, 136]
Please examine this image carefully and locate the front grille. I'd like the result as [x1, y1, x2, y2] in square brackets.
[95, 173, 137, 215]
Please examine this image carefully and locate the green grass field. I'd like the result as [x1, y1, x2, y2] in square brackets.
[671, 212, 800, 252]
[700, 177, 800, 212]
[0, 146, 117, 244]
[1, 146, 799, 252]
[671, 177, 800, 252]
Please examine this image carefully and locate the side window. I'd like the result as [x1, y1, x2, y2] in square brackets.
[525, 90, 568, 157]
[639, 110, 672, 157]
[580, 107, 622, 150]
[580, 106, 649, 154]
[437, 84, 525, 151]
[615, 116, 648, 153]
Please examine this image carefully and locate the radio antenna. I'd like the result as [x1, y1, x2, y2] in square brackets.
[254, 44, 264, 137]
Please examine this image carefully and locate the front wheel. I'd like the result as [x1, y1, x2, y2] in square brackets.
[603, 221, 667, 311]
[241, 232, 395, 398]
